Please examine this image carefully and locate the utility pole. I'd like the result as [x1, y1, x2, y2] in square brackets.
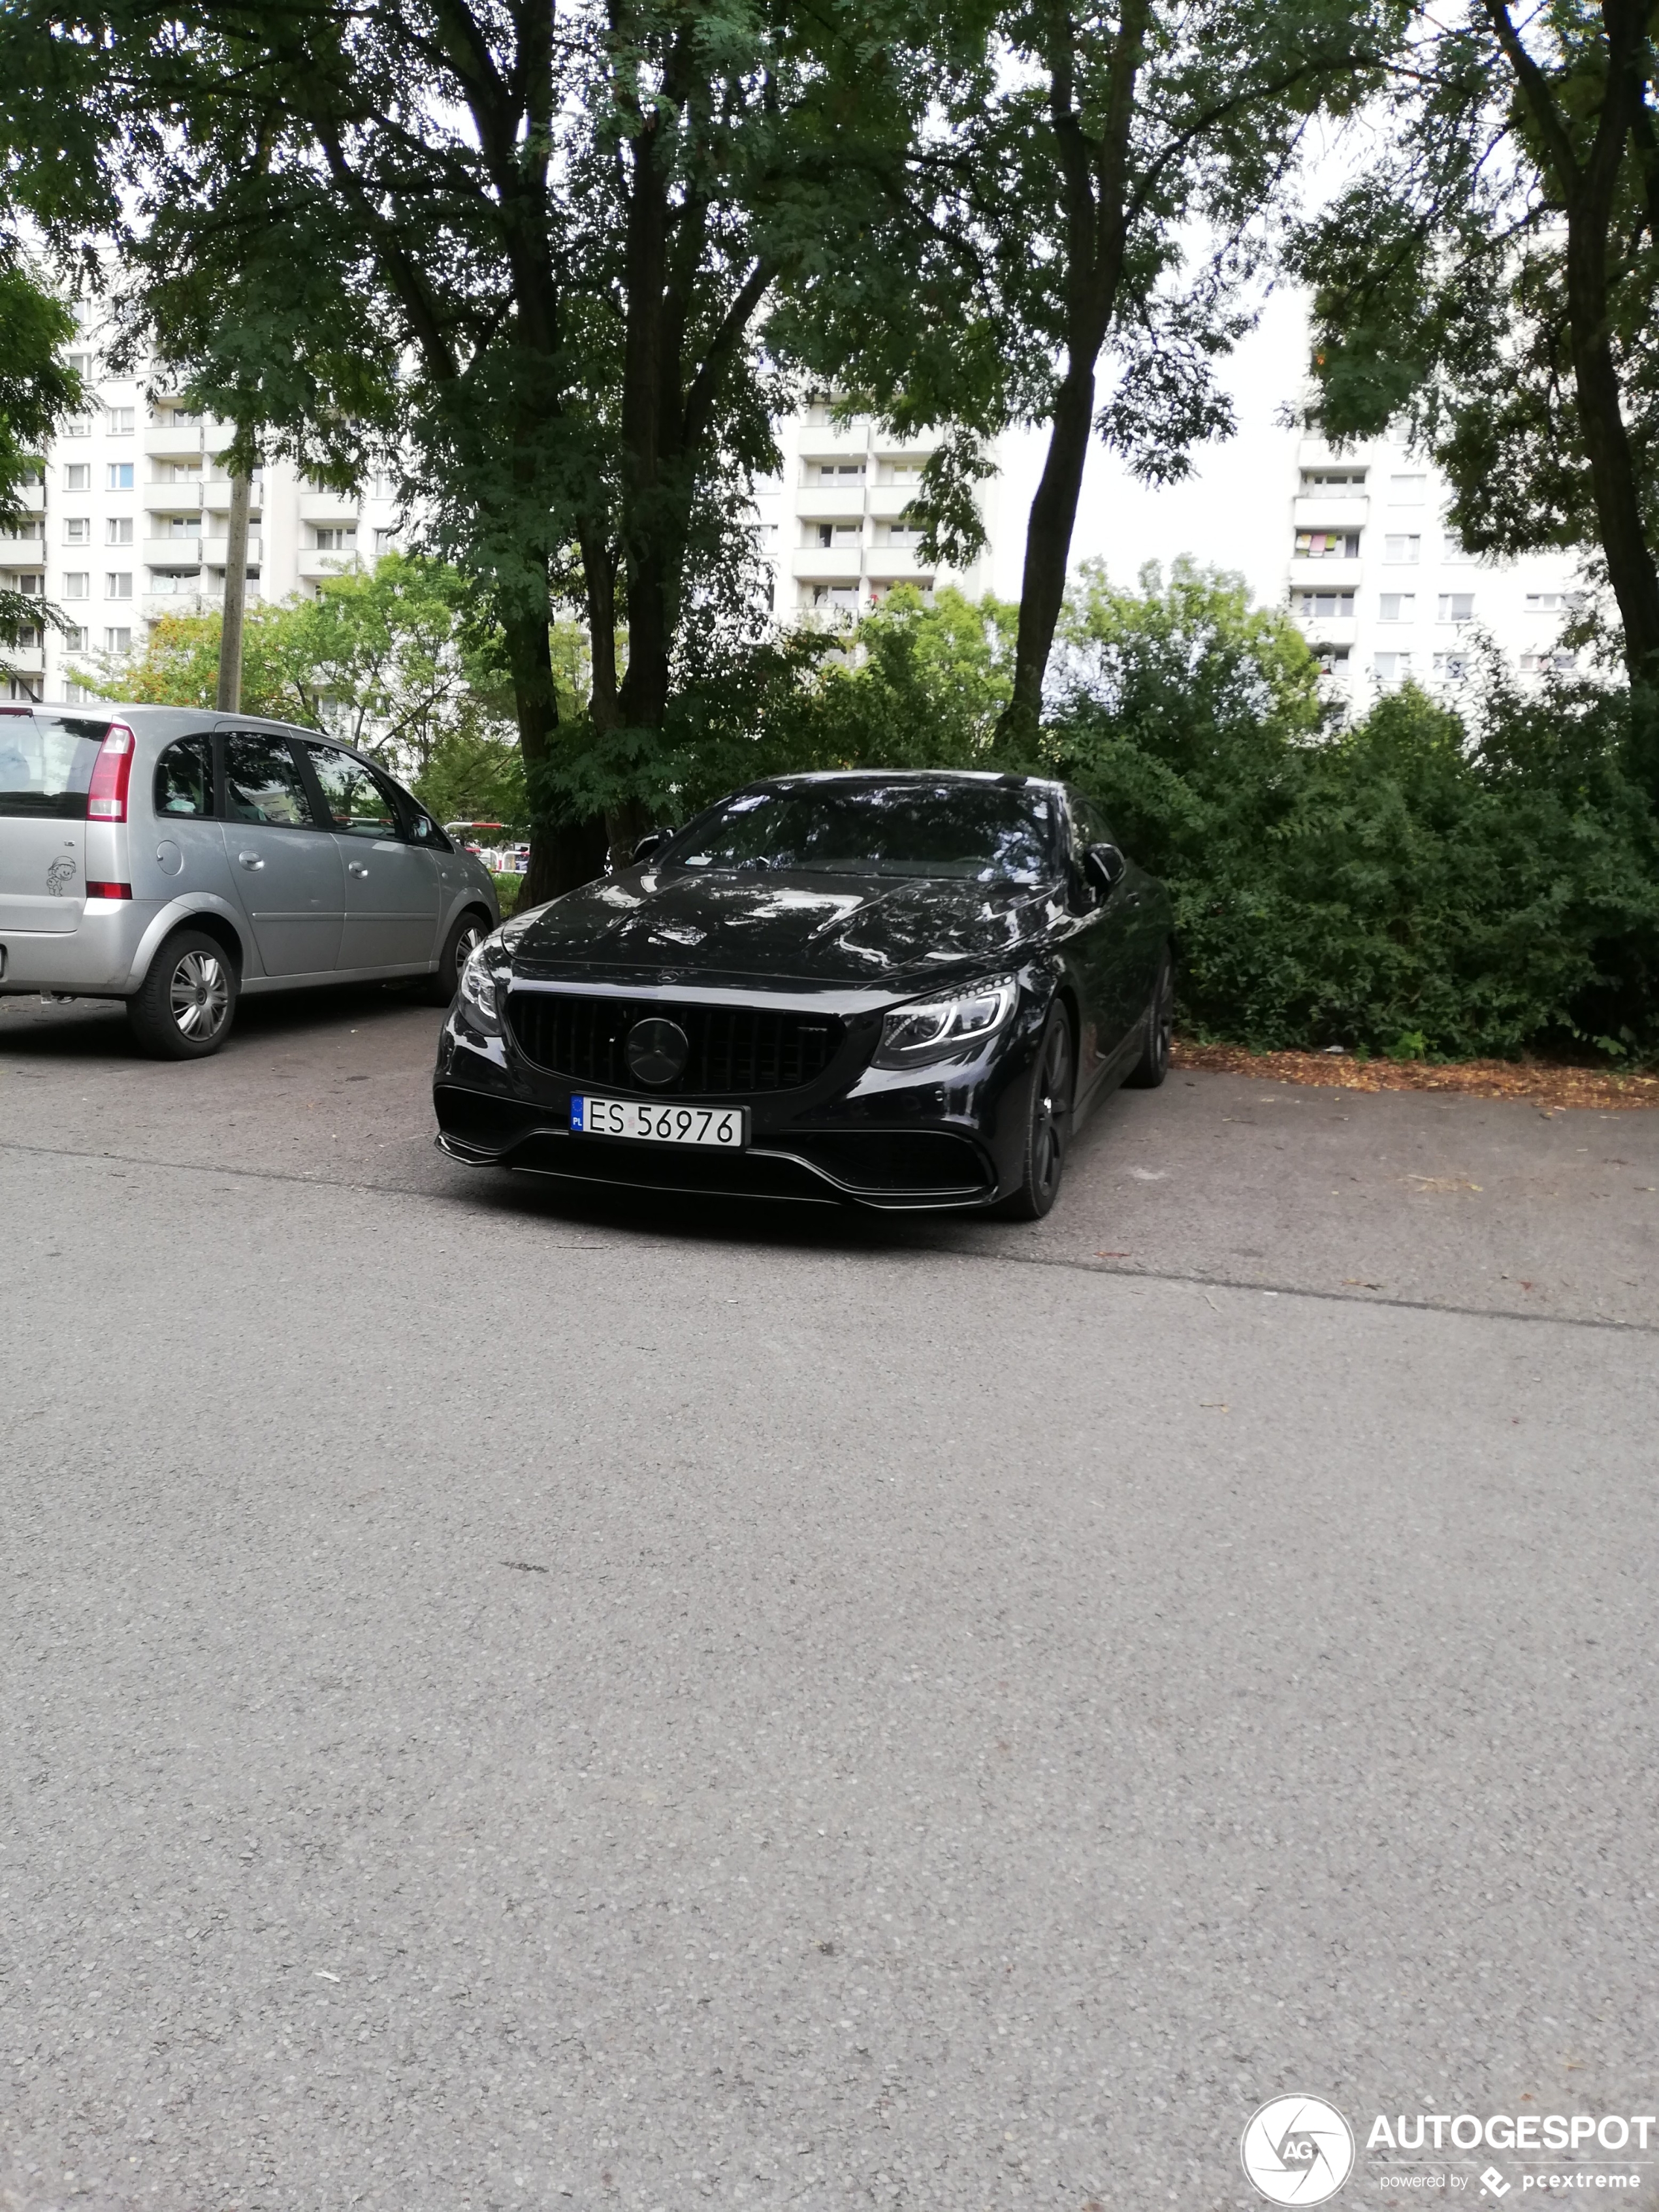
[216, 468, 252, 712]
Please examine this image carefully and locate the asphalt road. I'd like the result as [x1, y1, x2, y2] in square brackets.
[3, 985, 1658, 2212]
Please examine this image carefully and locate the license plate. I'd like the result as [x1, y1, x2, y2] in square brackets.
[571, 1096, 747, 1148]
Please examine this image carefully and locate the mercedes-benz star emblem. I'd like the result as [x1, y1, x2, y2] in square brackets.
[625, 1016, 690, 1088]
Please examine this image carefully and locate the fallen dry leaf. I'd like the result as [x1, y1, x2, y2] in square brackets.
[1173, 1040, 1659, 1111]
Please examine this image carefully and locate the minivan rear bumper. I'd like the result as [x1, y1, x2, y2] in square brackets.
[0, 901, 152, 995]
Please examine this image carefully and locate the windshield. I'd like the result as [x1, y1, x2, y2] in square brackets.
[0, 713, 110, 820]
[660, 780, 1058, 884]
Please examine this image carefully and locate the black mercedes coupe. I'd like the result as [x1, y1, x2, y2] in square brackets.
[432, 770, 1174, 1218]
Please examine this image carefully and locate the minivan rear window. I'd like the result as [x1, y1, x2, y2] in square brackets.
[0, 713, 111, 819]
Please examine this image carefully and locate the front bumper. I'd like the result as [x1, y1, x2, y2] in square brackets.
[432, 987, 1046, 1211]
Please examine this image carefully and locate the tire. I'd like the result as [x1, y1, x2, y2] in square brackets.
[423, 907, 492, 1006]
[995, 1003, 1074, 1221]
[1124, 945, 1174, 1089]
[126, 927, 238, 1060]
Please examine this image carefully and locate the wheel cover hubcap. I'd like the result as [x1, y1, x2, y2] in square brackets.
[170, 951, 229, 1039]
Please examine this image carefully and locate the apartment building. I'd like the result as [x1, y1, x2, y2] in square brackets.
[0, 308, 408, 703]
[754, 404, 1001, 621]
[1286, 430, 1588, 709]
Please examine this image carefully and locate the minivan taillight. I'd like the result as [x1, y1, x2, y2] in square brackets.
[87, 722, 136, 822]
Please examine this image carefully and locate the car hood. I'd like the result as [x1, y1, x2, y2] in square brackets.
[507, 866, 1061, 993]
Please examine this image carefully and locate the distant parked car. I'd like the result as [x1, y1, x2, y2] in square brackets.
[0, 703, 499, 1057]
[434, 769, 1174, 1219]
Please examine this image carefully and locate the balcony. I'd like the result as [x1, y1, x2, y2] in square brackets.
[298, 488, 361, 524]
[200, 536, 263, 566]
[142, 537, 206, 570]
[866, 484, 922, 521]
[864, 543, 933, 582]
[144, 422, 204, 460]
[1293, 494, 1368, 530]
[796, 421, 869, 459]
[794, 485, 867, 522]
[142, 589, 214, 621]
[7, 643, 44, 675]
[297, 547, 364, 582]
[791, 545, 863, 583]
[202, 473, 265, 513]
[1293, 615, 1357, 650]
[1288, 556, 1362, 589]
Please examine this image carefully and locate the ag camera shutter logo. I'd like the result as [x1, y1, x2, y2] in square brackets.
[1241, 2096, 1356, 2204]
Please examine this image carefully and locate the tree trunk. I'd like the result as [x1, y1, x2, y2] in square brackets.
[995, 361, 1098, 753]
[1563, 207, 1659, 688]
[506, 596, 606, 908]
[216, 471, 253, 711]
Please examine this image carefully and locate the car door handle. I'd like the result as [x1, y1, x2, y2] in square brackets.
[237, 852, 265, 870]
[347, 860, 370, 877]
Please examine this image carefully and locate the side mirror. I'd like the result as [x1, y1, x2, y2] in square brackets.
[632, 830, 666, 863]
[1084, 842, 1126, 896]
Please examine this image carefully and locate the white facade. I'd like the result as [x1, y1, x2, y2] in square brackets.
[1285, 430, 1587, 710]
[0, 308, 407, 704]
[754, 404, 1003, 622]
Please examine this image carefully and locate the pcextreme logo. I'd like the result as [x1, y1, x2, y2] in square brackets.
[1242, 2096, 1357, 2205]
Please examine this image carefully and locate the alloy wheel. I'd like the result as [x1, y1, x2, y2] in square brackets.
[170, 950, 229, 1041]
[1033, 1018, 1071, 1200]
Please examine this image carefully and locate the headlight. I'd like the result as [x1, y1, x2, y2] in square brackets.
[873, 974, 1019, 1068]
[458, 940, 502, 1034]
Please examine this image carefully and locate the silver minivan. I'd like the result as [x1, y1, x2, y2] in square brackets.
[0, 702, 500, 1057]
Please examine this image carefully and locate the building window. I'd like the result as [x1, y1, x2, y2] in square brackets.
[373, 527, 395, 554]
[64, 463, 91, 491]
[106, 462, 135, 490]
[1432, 650, 1471, 679]
[1382, 534, 1421, 563]
[1524, 590, 1581, 613]
[16, 573, 43, 598]
[107, 406, 135, 434]
[63, 517, 90, 544]
[103, 627, 133, 654]
[63, 626, 89, 651]
[1378, 594, 1415, 622]
[148, 571, 201, 594]
[64, 415, 94, 440]
[1295, 530, 1359, 560]
[14, 624, 41, 650]
[1314, 643, 1351, 673]
[1373, 651, 1412, 681]
[814, 522, 862, 547]
[312, 526, 357, 551]
[813, 462, 865, 483]
[1437, 592, 1475, 623]
[63, 682, 88, 704]
[809, 583, 862, 616]
[1519, 650, 1577, 673]
[1300, 469, 1367, 490]
[105, 572, 133, 599]
[1293, 589, 1355, 617]
[106, 517, 135, 544]
[165, 516, 202, 537]
[63, 571, 89, 599]
[1388, 473, 1426, 502]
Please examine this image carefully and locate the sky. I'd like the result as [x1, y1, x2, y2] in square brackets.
[984, 281, 1311, 613]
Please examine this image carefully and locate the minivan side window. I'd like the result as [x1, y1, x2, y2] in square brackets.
[301, 743, 403, 839]
[223, 732, 318, 827]
[153, 735, 214, 818]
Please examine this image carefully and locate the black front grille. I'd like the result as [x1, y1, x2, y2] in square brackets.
[507, 991, 846, 1096]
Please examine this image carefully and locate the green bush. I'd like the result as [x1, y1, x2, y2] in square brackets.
[1046, 562, 1659, 1059]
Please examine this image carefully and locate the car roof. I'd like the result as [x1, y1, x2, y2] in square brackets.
[758, 769, 1066, 792]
